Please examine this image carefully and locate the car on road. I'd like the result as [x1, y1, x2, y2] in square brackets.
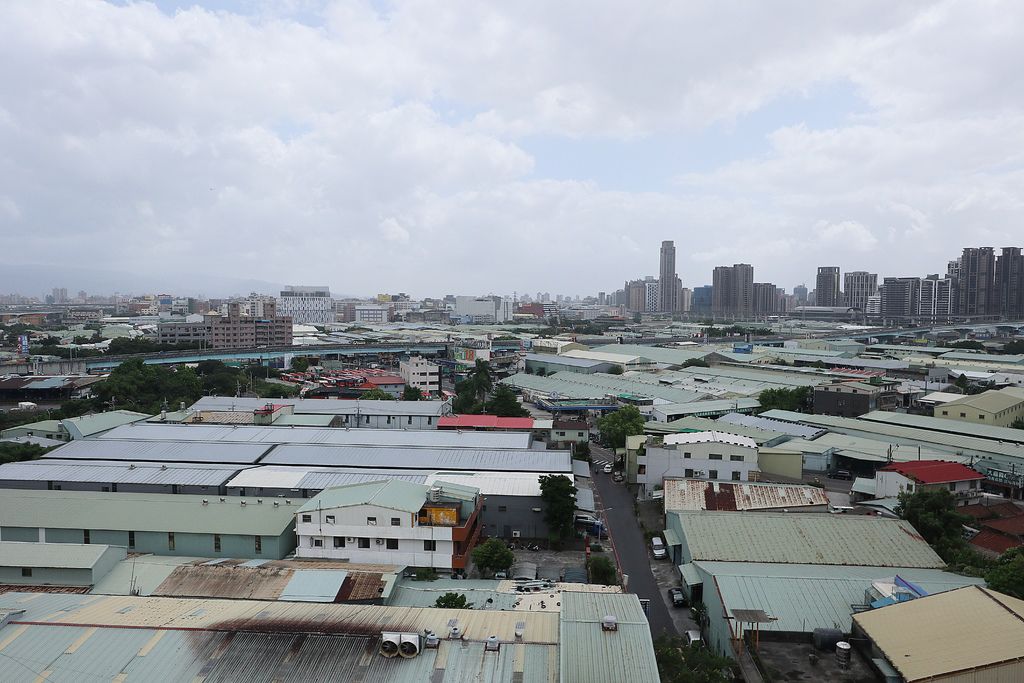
[685, 630, 704, 647]
[602, 463, 613, 473]
[668, 587, 687, 608]
[612, 471, 624, 483]
[575, 513, 601, 526]
[651, 536, 667, 559]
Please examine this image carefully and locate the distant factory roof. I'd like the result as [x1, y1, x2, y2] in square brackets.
[938, 351, 1024, 365]
[0, 541, 126, 570]
[60, 410, 151, 438]
[0, 489, 300, 535]
[663, 480, 828, 512]
[662, 431, 757, 449]
[673, 511, 944, 567]
[261, 444, 573, 473]
[651, 417, 784, 445]
[699, 562, 982, 638]
[853, 586, 1024, 682]
[879, 461, 985, 484]
[0, 434, 66, 448]
[935, 387, 1024, 413]
[562, 349, 652, 365]
[189, 395, 452, 416]
[0, 592, 561, 682]
[41, 438, 272, 464]
[591, 343, 717, 366]
[100, 421, 533, 449]
[502, 371, 707, 404]
[0, 458, 248, 487]
[424, 471, 550, 497]
[437, 415, 535, 430]
[716, 412, 827, 438]
[653, 398, 760, 419]
[524, 353, 609, 368]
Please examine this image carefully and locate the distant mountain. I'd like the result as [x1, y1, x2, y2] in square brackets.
[0, 262, 287, 299]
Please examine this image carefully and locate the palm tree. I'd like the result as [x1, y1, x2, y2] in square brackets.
[467, 359, 493, 401]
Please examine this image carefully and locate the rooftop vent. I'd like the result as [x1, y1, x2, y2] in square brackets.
[380, 632, 400, 658]
[127, 464, 135, 470]
[399, 634, 420, 658]
[240, 500, 246, 506]
[428, 486, 443, 503]
[484, 635, 500, 652]
[601, 615, 618, 632]
[424, 631, 440, 649]
[201, 499, 208, 505]
[449, 626, 462, 640]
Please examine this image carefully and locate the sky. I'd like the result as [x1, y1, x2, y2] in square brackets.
[1, 1, 1023, 299]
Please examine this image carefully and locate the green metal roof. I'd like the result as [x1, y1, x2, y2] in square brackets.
[61, 410, 151, 439]
[559, 592, 660, 683]
[0, 541, 126, 569]
[649, 415, 786, 445]
[592, 343, 716, 366]
[678, 562, 702, 586]
[860, 410, 1024, 445]
[0, 489, 299, 535]
[0, 419, 63, 436]
[298, 479, 473, 514]
[672, 511, 944, 568]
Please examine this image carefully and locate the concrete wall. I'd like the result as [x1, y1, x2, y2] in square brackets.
[0, 566, 93, 586]
[336, 414, 441, 429]
[756, 449, 804, 479]
[1, 527, 40, 542]
[3, 527, 294, 559]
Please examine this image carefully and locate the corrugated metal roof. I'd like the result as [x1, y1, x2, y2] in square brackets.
[60, 410, 151, 439]
[525, 353, 608, 367]
[297, 468, 429, 491]
[716, 412, 826, 438]
[297, 480, 435, 514]
[662, 431, 757, 448]
[502, 371, 707, 404]
[100, 421, 533, 449]
[0, 435, 66, 448]
[262, 444, 573, 473]
[575, 488, 595, 512]
[224, 465, 429, 491]
[190, 395, 452, 416]
[663, 480, 829, 512]
[558, 592, 660, 683]
[591, 343, 717, 366]
[853, 586, 1024, 682]
[861, 410, 1024, 444]
[700, 562, 982, 637]
[654, 398, 761, 418]
[0, 541, 125, 569]
[0, 489, 300, 535]
[0, 458, 248, 487]
[277, 570, 350, 602]
[650, 416, 786, 445]
[41, 439, 271, 464]
[425, 471, 547, 497]
[673, 511, 944, 567]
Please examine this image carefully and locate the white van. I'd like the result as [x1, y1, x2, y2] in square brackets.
[651, 537, 667, 559]
[685, 630, 703, 647]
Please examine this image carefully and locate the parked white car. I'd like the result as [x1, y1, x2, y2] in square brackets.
[651, 536, 667, 559]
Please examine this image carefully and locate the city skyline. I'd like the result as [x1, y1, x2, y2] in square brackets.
[2, 3, 1024, 293]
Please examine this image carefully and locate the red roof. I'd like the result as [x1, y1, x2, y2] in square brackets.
[438, 415, 535, 430]
[879, 461, 985, 484]
[982, 515, 1024, 537]
[959, 501, 1024, 520]
[970, 529, 1022, 555]
[365, 376, 404, 386]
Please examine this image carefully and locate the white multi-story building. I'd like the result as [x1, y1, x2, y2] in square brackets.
[400, 356, 441, 395]
[454, 296, 514, 324]
[353, 304, 390, 324]
[278, 286, 333, 325]
[295, 479, 482, 571]
[873, 461, 984, 500]
[636, 432, 759, 497]
[644, 279, 660, 312]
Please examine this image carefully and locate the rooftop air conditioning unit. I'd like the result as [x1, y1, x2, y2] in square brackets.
[484, 635, 500, 652]
[375, 538, 384, 545]
[601, 615, 618, 632]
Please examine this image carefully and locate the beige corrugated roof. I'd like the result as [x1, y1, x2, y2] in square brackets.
[939, 388, 1024, 414]
[853, 586, 1024, 681]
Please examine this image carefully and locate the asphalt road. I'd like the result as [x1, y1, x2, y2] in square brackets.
[590, 444, 677, 638]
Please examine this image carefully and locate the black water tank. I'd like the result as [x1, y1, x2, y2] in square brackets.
[812, 628, 844, 651]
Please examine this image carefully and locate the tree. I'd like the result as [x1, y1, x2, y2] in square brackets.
[466, 359, 493, 401]
[484, 385, 529, 417]
[896, 488, 970, 560]
[0, 442, 53, 465]
[950, 340, 986, 351]
[985, 548, 1024, 598]
[93, 358, 202, 414]
[452, 379, 483, 414]
[608, 365, 624, 375]
[434, 592, 473, 609]
[401, 385, 424, 401]
[1011, 417, 1024, 430]
[471, 538, 514, 576]
[573, 441, 591, 461]
[1003, 340, 1024, 355]
[681, 358, 710, 368]
[757, 386, 811, 413]
[539, 474, 577, 540]
[597, 405, 645, 448]
[653, 634, 733, 683]
[290, 356, 310, 372]
[588, 555, 617, 585]
[360, 387, 396, 400]
[954, 373, 970, 392]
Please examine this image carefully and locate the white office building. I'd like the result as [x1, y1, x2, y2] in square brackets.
[454, 296, 514, 324]
[400, 356, 441, 395]
[278, 286, 333, 325]
[637, 432, 759, 497]
[354, 304, 390, 324]
[295, 479, 482, 570]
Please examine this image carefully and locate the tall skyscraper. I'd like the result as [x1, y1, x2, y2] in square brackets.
[920, 275, 957, 322]
[752, 282, 780, 314]
[793, 284, 808, 305]
[816, 267, 841, 307]
[843, 271, 877, 312]
[958, 247, 996, 316]
[995, 247, 1024, 319]
[880, 277, 921, 322]
[658, 240, 677, 313]
[712, 264, 754, 317]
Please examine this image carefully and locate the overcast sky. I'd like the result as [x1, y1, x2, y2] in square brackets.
[2, 1, 1023, 299]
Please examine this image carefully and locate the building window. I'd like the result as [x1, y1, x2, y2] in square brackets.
[978, 415, 985, 420]
[709, 454, 722, 460]
[637, 464, 646, 475]
[312, 538, 323, 547]
[730, 455, 744, 462]
[168, 532, 175, 551]
[301, 514, 312, 523]
[685, 469, 694, 478]
[732, 472, 741, 481]
[334, 537, 345, 548]
[391, 518, 401, 526]
[213, 535, 222, 552]
[128, 531, 135, 549]
[83, 530, 90, 544]
[21, 568, 32, 577]
[557, 431, 565, 437]
[427, 417, 432, 425]
[367, 517, 377, 525]
[387, 416, 392, 424]
[386, 538, 399, 550]
[408, 416, 413, 425]
[683, 452, 691, 459]
[949, 483, 956, 491]
[970, 480, 978, 489]
[325, 515, 335, 524]
[255, 536, 262, 553]
[941, 410, 948, 416]
[358, 538, 371, 549]
[708, 470, 718, 479]
[960, 413, 966, 418]
[498, 506, 507, 512]
[365, 416, 370, 424]
[424, 540, 437, 551]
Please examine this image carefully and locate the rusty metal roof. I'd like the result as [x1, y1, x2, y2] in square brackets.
[663, 479, 829, 512]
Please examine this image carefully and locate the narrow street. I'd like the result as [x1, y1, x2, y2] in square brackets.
[590, 444, 678, 638]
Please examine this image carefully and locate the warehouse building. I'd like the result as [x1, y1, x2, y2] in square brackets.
[0, 458, 247, 494]
[40, 439, 273, 465]
[853, 586, 1024, 683]
[186, 396, 453, 430]
[0, 489, 300, 559]
[0, 409, 150, 441]
[0, 541, 126, 587]
[259, 443, 572, 473]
